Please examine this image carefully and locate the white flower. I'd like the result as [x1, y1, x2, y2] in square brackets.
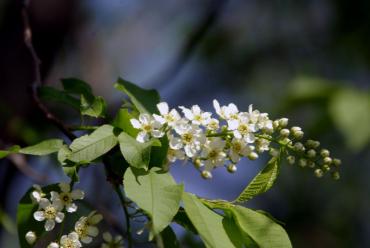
[228, 113, 256, 143]
[179, 105, 211, 125]
[256, 113, 273, 132]
[60, 232, 82, 248]
[25, 231, 36, 245]
[101, 232, 124, 248]
[213, 100, 240, 121]
[47, 242, 60, 248]
[153, 102, 181, 127]
[167, 148, 185, 163]
[173, 124, 206, 157]
[255, 138, 270, 152]
[30, 184, 46, 203]
[74, 211, 102, 244]
[33, 198, 64, 231]
[130, 114, 164, 143]
[206, 118, 220, 131]
[229, 138, 252, 163]
[201, 138, 227, 171]
[51, 183, 84, 213]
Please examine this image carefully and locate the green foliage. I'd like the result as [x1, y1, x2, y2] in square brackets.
[38, 86, 80, 110]
[80, 95, 107, 118]
[182, 193, 236, 248]
[17, 184, 60, 248]
[67, 125, 118, 163]
[115, 78, 160, 114]
[0, 145, 20, 158]
[235, 156, 280, 203]
[118, 132, 155, 170]
[329, 89, 370, 151]
[231, 206, 292, 248]
[19, 139, 64, 156]
[124, 167, 183, 237]
[161, 226, 180, 248]
[112, 108, 139, 137]
[0, 208, 16, 234]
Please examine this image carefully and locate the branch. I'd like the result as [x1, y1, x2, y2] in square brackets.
[21, 1, 76, 141]
[153, 0, 228, 87]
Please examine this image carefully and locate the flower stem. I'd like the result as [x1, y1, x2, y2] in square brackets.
[114, 184, 133, 248]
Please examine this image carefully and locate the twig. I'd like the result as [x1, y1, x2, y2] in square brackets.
[21, 1, 76, 141]
[8, 154, 48, 183]
[153, 0, 228, 87]
[114, 184, 133, 248]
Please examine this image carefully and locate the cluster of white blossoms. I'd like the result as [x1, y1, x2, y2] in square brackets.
[130, 100, 341, 179]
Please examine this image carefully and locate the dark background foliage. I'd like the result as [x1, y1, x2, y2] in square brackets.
[0, 0, 369, 247]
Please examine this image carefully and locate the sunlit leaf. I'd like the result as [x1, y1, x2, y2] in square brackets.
[124, 167, 183, 237]
[235, 156, 280, 203]
[19, 139, 64, 156]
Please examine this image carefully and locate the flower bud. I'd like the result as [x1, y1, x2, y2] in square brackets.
[322, 164, 330, 172]
[201, 170, 212, 179]
[25, 231, 36, 245]
[292, 130, 304, 139]
[287, 155, 295, 165]
[293, 142, 305, 152]
[306, 140, 320, 149]
[331, 171, 340, 180]
[333, 158, 341, 167]
[307, 149, 316, 158]
[278, 118, 289, 128]
[280, 129, 290, 137]
[291, 126, 301, 133]
[273, 120, 280, 129]
[269, 148, 279, 157]
[298, 158, 307, 167]
[320, 149, 330, 157]
[323, 157, 332, 165]
[314, 169, 323, 178]
[308, 161, 316, 168]
[248, 152, 259, 160]
[194, 158, 202, 168]
[227, 164, 237, 173]
[280, 137, 291, 145]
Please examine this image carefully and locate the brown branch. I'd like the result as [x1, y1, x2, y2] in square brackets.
[8, 154, 49, 183]
[21, 1, 76, 141]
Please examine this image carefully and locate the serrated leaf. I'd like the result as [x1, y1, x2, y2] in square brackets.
[231, 206, 292, 248]
[37, 86, 80, 110]
[112, 108, 139, 137]
[0, 145, 20, 159]
[17, 184, 60, 248]
[182, 193, 236, 248]
[19, 139, 64, 156]
[80, 95, 107, 118]
[114, 78, 160, 114]
[124, 167, 183, 236]
[118, 132, 154, 170]
[329, 89, 370, 151]
[235, 156, 280, 203]
[68, 125, 117, 163]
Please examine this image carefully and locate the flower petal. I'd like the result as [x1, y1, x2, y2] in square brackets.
[71, 189, 85, 200]
[55, 212, 65, 223]
[157, 102, 169, 115]
[45, 220, 55, 231]
[33, 211, 45, 221]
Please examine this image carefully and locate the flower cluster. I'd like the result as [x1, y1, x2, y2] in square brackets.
[130, 100, 341, 179]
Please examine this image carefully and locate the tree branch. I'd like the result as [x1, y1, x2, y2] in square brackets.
[21, 1, 76, 141]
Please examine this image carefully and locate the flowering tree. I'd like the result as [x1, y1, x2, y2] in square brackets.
[0, 77, 341, 248]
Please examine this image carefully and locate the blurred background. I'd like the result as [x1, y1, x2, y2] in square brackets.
[0, 0, 369, 247]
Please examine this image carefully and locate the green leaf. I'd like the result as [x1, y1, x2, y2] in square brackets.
[0, 145, 20, 159]
[161, 226, 180, 248]
[124, 167, 183, 236]
[222, 215, 255, 248]
[118, 132, 154, 170]
[149, 135, 169, 168]
[19, 139, 64, 156]
[62, 78, 94, 101]
[182, 193, 236, 248]
[63, 164, 80, 182]
[231, 206, 292, 248]
[17, 184, 60, 248]
[80, 95, 107, 118]
[235, 156, 280, 203]
[68, 125, 118, 163]
[329, 89, 370, 151]
[0, 208, 16, 234]
[38, 86, 80, 110]
[112, 108, 139, 137]
[114, 78, 160, 114]
[173, 209, 198, 234]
